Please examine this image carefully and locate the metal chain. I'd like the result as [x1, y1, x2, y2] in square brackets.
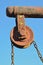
[33, 41, 43, 63]
[11, 43, 14, 65]
[11, 41, 43, 65]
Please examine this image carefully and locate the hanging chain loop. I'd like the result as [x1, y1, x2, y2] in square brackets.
[11, 43, 14, 65]
[11, 41, 43, 65]
[33, 41, 43, 63]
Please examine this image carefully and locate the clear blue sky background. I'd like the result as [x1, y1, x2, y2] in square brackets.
[0, 0, 43, 65]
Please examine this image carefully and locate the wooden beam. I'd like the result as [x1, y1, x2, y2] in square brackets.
[6, 6, 43, 18]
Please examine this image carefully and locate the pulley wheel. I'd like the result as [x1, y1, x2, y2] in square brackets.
[10, 26, 34, 48]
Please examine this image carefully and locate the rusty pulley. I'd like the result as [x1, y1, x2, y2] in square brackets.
[10, 15, 34, 48]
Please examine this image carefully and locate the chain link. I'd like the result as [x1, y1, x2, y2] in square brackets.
[33, 41, 43, 63]
[11, 43, 14, 65]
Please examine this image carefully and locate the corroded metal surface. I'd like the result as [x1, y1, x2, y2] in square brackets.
[10, 26, 34, 48]
[10, 15, 34, 48]
[16, 15, 26, 39]
[6, 6, 43, 18]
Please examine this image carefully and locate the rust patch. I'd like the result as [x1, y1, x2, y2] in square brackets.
[10, 26, 34, 48]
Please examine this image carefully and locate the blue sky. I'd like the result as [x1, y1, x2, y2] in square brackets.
[0, 0, 43, 65]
